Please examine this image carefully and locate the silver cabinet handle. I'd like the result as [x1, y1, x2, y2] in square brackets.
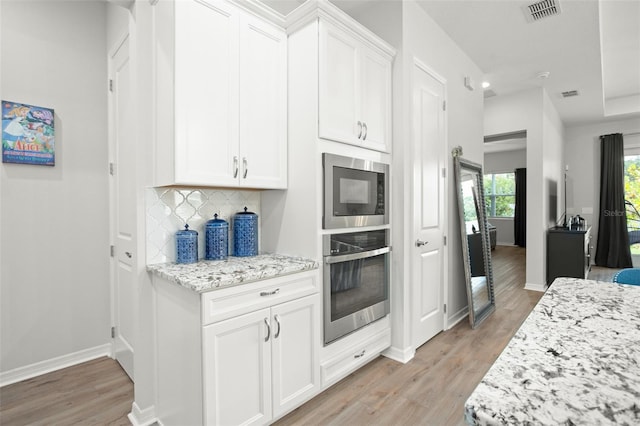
[264, 318, 271, 342]
[415, 239, 428, 247]
[125, 252, 132, 258]
[362, 122, 368, 140]
[260, 288, 280, 297]
[233, 156, 239, 178]
[274, 315, 281, 339]
[357, 121, 363, 139]
[354, 349, 365, 359]
[242, 157, 248, 179]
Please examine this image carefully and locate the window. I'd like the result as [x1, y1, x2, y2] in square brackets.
[624, 151, 640, 255]
[484, 172, 515, 218]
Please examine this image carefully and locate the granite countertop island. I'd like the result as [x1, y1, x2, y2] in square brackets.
[147, 253, 318, 293]
[465, 277, 640, 425]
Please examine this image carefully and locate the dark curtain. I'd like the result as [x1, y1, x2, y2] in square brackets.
[514, 168, 526, 247]
[595, 133, 632, 267]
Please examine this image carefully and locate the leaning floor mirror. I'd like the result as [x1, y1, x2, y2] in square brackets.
[453, 149, 496, 328]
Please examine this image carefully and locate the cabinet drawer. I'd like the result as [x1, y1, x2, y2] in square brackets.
[202, 270, 318, 325]
[321, 327, 390, 388]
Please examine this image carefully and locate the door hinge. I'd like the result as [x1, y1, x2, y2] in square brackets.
[109, 162, 115, 176]
[110, 245, 115, 257]
[443, 236, 447, 246]
[444, 304, 447, 313]
[442, 167, 446, 178]
[442, 100, 446, 111]
[109, 79, 114, 92]
[111, 326, 116, 338]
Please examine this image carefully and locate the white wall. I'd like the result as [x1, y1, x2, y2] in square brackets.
[485, 88, 564, 289]
[484, 149, 526, 245]
[564, 116, 640, 258]
[0, 1, 109, 377]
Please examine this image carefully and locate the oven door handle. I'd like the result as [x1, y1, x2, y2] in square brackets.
[324, 246, 391, 264]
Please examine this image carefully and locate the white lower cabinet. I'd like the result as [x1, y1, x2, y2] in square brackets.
[153, 270, 320, 426]
[203, 295, 320, 425]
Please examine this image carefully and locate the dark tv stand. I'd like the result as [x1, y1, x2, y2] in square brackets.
[547, 226, 592, 285]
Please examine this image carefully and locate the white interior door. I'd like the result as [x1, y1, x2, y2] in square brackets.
[109, 34, 135, 379]
[412, 59, 446, 349]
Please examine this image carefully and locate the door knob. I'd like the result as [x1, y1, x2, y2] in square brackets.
[415, 239, 428, 247]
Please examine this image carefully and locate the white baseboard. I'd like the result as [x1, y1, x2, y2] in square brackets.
[128, 402, 157, 426]
[446, 306, 469, 329]
[524, 281, 547, 292]
[382, 345, 415, 364]
[0, 343, 112, 387]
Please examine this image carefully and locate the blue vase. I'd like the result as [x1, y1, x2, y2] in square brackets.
[205, 214, 228, 260]
[176, 224, 198, 264]
[233, 207, 258, 257]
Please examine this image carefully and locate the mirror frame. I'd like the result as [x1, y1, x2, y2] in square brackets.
[453, 154, 496, 328]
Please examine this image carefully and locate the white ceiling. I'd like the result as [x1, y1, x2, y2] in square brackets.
[263, 0, 640, 127]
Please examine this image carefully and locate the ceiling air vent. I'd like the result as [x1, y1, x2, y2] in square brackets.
[524, 0, 562, 22]
[484, 89, 497, 99]
[561, 90, 579, 98]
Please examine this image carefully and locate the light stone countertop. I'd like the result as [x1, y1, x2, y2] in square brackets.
[147, 253, 318, 293]
[464, 277, 640, 425]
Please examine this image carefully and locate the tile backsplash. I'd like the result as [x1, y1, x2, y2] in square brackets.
[146, 187, 260, 264]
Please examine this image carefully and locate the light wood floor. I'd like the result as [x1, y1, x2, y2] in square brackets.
[4, 245, 614, 425]
[0, 357, 132, 425]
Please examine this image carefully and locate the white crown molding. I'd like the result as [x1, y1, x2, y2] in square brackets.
[229, 0, 286, 27]
[285, 0, 396, 59]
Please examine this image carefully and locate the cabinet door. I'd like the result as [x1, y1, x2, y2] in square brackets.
[360, 47, 392, 152]
[318, 20, 361, 146]
[174, 0, 239, 186]
[271, 295, 321, 418]
[239, 13, 287, 189]
[203, 308, 272, 426]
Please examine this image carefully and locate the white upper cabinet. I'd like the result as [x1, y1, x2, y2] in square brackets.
[155, 0, 287, 189]
[239, 13, 288, 189]
[319, 20, 392, 153]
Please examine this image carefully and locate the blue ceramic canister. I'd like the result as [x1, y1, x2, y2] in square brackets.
[176, 224, 198, 264]
[205, 214, 228, 260]
[233, 207, 258, 257]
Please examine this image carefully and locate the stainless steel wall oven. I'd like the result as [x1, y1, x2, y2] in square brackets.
[322, 153, 389, 229]
[323, 229, 390, 344]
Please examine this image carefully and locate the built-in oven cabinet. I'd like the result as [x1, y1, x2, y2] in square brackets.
[153, 0, 287, 189]
[318, 19, 393, 153]
[153, 270, 321, 426]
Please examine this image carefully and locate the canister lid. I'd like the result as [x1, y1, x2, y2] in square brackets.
[206, 213, 228, 228]
[235, 206, 257, 217]
[176, 223, 198, 236]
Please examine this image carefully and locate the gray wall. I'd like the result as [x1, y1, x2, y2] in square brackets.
[1, 1, 109, 376]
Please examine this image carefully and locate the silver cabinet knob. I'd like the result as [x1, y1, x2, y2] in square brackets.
[357, 121, 363, 139]
[233, 156, 239, 178]
[415, 239, 428, 247]
[125, 252, 132, 258]
[362, 122, 368, 140]
[242, 157, 248, 179]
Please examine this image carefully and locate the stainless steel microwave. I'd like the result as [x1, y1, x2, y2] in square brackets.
[322, 153, 389, 229]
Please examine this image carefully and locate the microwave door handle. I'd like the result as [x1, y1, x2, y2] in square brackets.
[325, 246, 391, 264]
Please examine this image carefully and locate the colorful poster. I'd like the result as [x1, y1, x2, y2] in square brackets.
[2, 100, 55, 166]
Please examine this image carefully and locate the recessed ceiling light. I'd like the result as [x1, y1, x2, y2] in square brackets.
[482, 81, 491, 89]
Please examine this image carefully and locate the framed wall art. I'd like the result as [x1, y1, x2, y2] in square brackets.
[2, 100, 55, 166]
